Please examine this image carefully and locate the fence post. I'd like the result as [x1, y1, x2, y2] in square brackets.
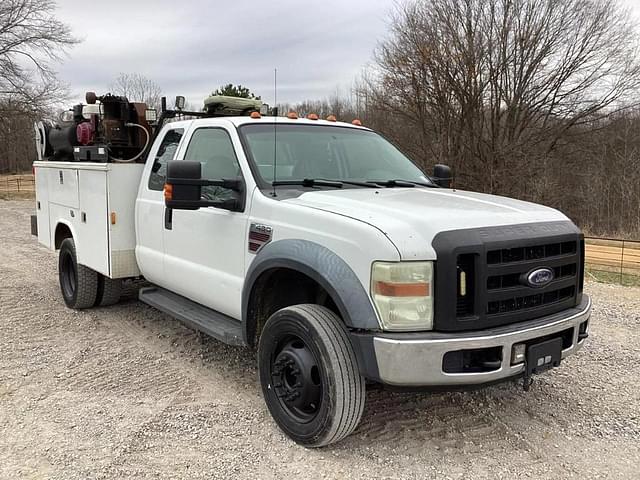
[620, 240, 625, 285]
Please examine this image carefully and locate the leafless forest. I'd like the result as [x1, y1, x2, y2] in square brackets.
[2, 0, 640, 237]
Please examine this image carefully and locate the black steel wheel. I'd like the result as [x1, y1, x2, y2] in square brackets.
[258, 304, 365, 447]
[270, 335, 323, 423]
[58, 238, 98, 309]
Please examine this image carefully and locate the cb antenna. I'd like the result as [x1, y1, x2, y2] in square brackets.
[272, 68, 278, 197]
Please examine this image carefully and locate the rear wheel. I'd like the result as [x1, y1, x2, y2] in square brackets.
[95, 275, 122, 307]
[258, 304, 365, 447]
[58, 238, 98, 309]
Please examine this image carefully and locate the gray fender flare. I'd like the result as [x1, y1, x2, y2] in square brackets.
[241, 239, 380, 344]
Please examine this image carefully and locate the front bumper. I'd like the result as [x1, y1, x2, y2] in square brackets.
[351, 296, 591, 387]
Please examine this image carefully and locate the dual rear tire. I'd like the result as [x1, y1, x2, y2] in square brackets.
[58, 238, 121, 309]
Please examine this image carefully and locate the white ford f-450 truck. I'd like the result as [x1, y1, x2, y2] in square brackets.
[32, 94, 590, 447]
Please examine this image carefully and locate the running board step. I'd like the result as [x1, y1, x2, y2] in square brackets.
[139, 286, 245, 346]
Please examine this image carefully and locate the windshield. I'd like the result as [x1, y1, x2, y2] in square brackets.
[238, 124, 431, 187]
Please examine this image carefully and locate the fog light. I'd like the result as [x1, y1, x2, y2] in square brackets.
[511, 343, 526, 365]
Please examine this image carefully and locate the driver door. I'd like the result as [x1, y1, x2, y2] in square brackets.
[161, 126, 248, 319]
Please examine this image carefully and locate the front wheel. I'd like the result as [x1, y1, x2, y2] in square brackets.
[58, 238, 98, 309]
[258, 304, 365, 447]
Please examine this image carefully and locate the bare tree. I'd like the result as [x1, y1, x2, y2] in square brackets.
[0, 0, 77, 173]
[0, 0, 76, 111]
[110, 73, 163, 110]
[366, 0, 640, 196]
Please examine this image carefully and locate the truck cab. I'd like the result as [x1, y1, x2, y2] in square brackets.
[33, 101, 591, 447]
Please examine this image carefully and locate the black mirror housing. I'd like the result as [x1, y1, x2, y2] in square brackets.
[433, 164, 452, 188]
[165, 160, 244, 211]
[166, 160, 202, 210]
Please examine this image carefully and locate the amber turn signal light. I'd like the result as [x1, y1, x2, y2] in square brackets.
[164, 183, 173, 201]
[373, 281, 430, 297]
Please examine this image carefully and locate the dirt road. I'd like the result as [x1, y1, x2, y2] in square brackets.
[1, 199, 639, 479]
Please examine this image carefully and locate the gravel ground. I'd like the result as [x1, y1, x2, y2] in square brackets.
[1, 199, 639, 479]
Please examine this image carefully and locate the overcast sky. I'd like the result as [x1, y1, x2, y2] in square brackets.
[54, 0, 392, 108]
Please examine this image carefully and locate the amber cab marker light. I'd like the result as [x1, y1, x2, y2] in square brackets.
[164, 183, 173, 201]
[110, 212, 117, 225]
[326, 115, 337, 122]
[352, 119, 362, 126]
[287, 111, 299, 119]
[250, 111, 261, 119]
[307, 113, 319, 120]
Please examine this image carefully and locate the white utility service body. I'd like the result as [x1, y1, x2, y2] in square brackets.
[34, 161, 143, 278]
[33, 115, 591, 447]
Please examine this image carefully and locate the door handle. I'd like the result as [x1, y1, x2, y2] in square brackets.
[164, 207, 172, 230]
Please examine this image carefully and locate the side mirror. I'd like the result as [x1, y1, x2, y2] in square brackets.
[164, 160, 244, 211]
[433, 164, 452, 188]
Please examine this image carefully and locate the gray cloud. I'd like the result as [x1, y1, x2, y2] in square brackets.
[55, 0, 391, 107]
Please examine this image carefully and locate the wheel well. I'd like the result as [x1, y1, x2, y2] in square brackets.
[54, 223, 72, 249]
[246, 268, 340, 347]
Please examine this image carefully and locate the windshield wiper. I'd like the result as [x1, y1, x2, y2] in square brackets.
[272, 178, 343, 188]
[317, 179, 379, 188]
[369, 179, 435, 188]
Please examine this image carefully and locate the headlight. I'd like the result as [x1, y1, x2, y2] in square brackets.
[370, 261, 434, 331]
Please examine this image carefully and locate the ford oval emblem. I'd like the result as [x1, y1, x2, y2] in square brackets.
[525, 267, 555, 288]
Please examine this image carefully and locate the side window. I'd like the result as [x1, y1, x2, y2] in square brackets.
[184, 128, 241, 201]
[148, 128, 184, 191]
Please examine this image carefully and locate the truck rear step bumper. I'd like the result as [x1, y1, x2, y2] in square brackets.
[353, 296, 591, 387]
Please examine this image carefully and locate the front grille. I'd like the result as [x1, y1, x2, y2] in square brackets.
[487, 286, 575, 314]
[434, 222, 584, 332]
[487, 241, 576, 264]
[487, 263, 577, 290]
[483, 240, 579, 320]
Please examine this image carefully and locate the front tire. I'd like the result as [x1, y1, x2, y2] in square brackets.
[258, 304, 365, 447]
[58, 238, 98, 309]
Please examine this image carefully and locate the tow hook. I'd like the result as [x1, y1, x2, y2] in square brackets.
[522, 363, 534, 391]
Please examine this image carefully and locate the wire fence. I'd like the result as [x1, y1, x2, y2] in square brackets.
[0, 174, 35, 193]
[584, 236, 640, 286]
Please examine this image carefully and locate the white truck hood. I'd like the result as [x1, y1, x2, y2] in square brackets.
[284, 188, 570, 260]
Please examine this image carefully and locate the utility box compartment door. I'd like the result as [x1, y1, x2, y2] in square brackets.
[107, 164, 144, 278]
[48, 167, 79, 209]
[77, 169, 109, 276]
